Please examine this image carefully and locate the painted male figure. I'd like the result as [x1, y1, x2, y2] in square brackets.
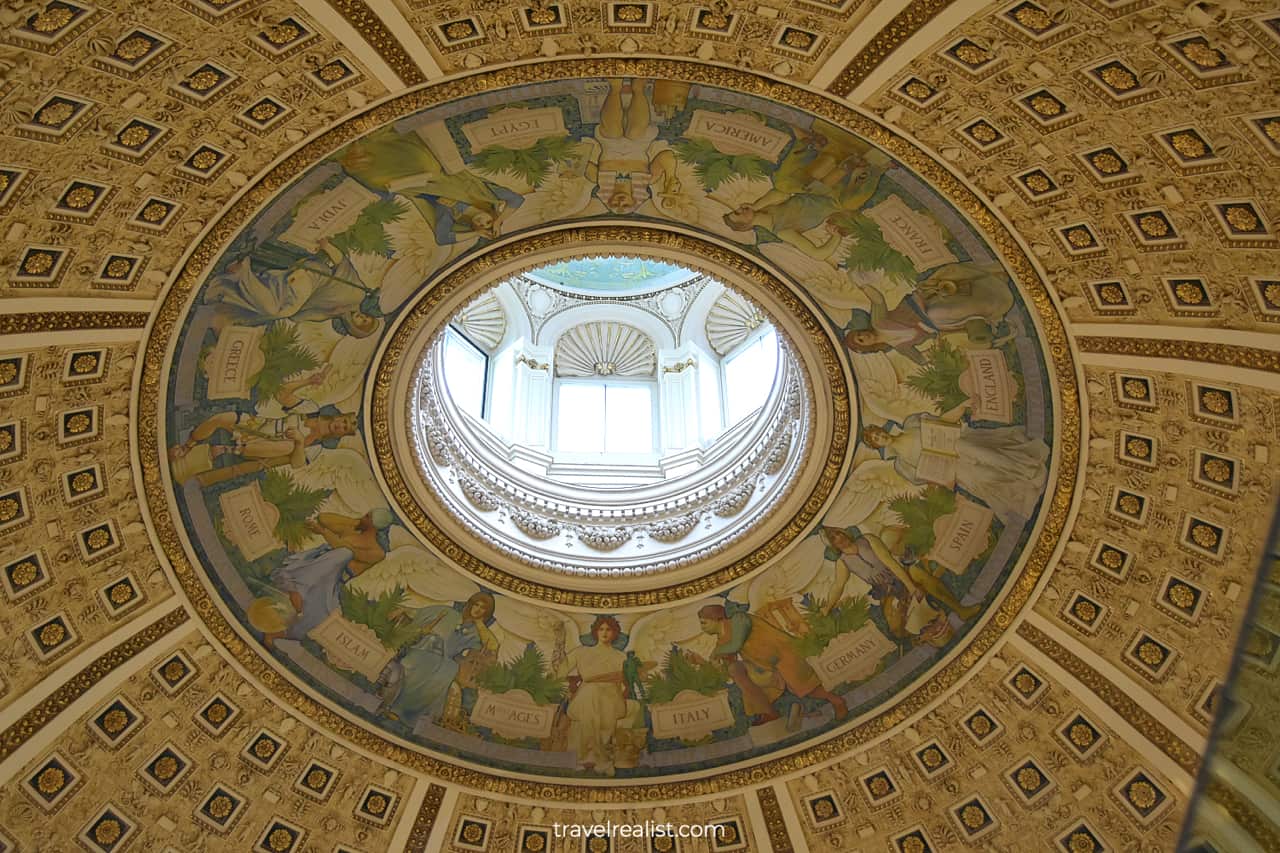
[697, 604, 848, 725]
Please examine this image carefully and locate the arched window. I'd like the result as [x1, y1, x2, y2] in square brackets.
[552, 321, 657, 456]
[723, 326, 779, 425]
[554, 380, 655, 454]
[440, 325, 488, 420]
[434, 260, 786, 485]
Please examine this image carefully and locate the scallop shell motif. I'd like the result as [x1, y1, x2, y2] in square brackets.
[453, 292, 507, 350]
[706, 290, 766, 356]
[555, 322, 656, 377]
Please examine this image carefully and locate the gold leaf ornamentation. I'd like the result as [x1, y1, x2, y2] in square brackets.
[1190, 523, 1219, 548]
[22, 252, 55, 275]
[93, 819, 122, 845]
[35, 101, 74, 127]
[445, 20, 477, 38]
[1090, 152, 1123, 174]
[118, 124, 152, 148]
[109, 582, 134, 605]
[1224, 206, 1260, 232]
[37, 766, 66, 793]
[1136, 640, 1166, 666]
[190, 150, 220, 170]
[39, 622, 66, 647]
[1099, 65, 1136, 90]
[1097, 284, 1125, 304]
[101, 708, 129, 734]
[1201, 458, 1231, 483]
[1200, 390, 1231, 414]
[1016, 766, 1043, 791]
[10, 560, 38, 586]
[1127, 780, 1157, 809]
[904, 80, 932, 100]
[1174, 282, 1204, 304]
[1069, 722, 1095, 747]
[615, 5, 644, 23]
[62, 185, 97, 209]
[114, 35, 154, 61]
[30, 6, 74, 33]
[783, 30, 815, 49]
[1072, 599, 1098, 622]
[1168, 583, 1196, 609]
[1169, 131, 1207, 158]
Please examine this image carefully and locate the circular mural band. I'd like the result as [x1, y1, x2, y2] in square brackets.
[150, 67, 1073, 788]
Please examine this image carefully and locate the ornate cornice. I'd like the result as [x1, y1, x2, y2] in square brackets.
[323, 0, 428, 87]
[827, 0, 958, 97]
[404, 784, 448, 852]
[1077, 336, 1280, 374]
[757, 787, 796, 852]
[0, 310, 150, 335]
[1202, 778, 1280, 851]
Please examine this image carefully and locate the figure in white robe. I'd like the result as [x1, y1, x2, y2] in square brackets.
[555, 617, 631, 775]
[862, 415, 1048, 524]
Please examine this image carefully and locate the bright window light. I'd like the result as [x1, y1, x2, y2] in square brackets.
[723, 327, 778, 425]
[555, 382, 654, 454]
[556, 383, 606, 453]
[442, 327, 487, 420]
[603, 385, 653, 453]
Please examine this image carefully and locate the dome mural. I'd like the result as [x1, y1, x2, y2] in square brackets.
[156, 70, 1068, 783]
[530, 256, 691, 293]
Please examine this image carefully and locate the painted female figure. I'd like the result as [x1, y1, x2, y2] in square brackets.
[376, 592, 498, 728]
[555, 616, 631, 775]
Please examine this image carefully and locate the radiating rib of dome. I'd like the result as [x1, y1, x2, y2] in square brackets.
[706, 289, 767, 355]
[453, 292, 507, 350]
[554, 321, 656, 377]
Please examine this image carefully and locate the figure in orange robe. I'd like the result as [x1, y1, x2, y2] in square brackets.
[697, 604, 848, 725]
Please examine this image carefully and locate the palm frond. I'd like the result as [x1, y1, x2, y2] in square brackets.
[644, 646, 727, 703]
[888, 486, 958, 554]
[473, 136, 578, 187]
[793, 595, 871, 658]
[329, 198, 406, 256]
[339, 585, 417, 649]
[842, 215, 918, 279]
[904, 337, 970, 411]
[260, 469, 331, 550]
[673, 138, 771, 192]
[475, 643, 565, 705]
[250, 322, 320, 400]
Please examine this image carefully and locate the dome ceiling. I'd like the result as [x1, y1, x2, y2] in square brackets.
[530, 256, 691, 294]
[148, 71, 1065, 784]
[0, 0, 1277, 850]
